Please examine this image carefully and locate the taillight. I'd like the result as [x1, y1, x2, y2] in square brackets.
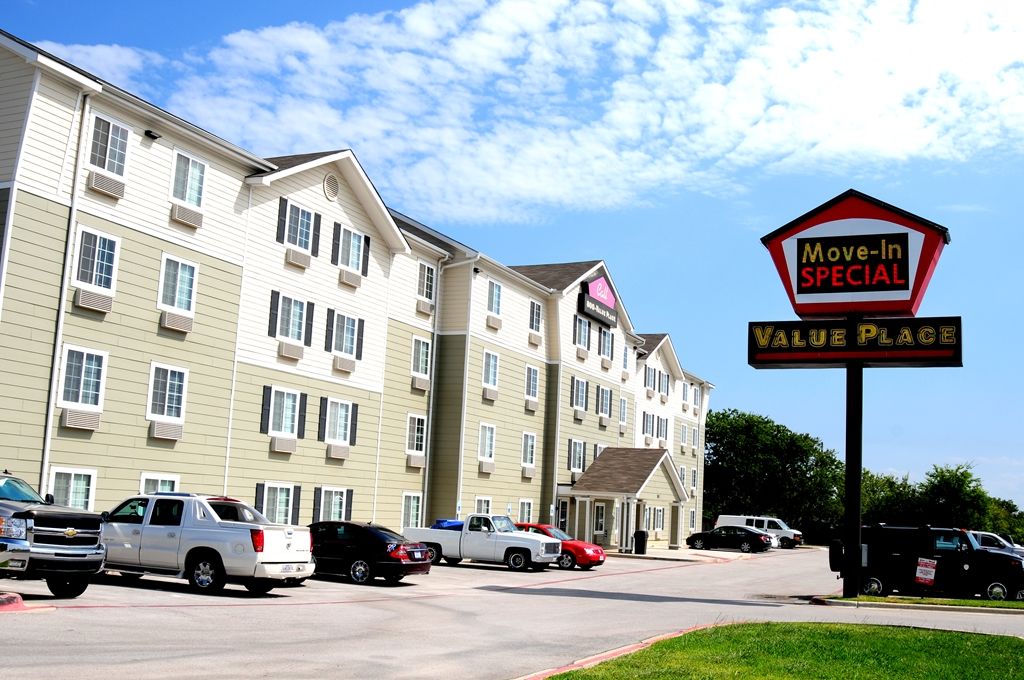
[388, 545, 409, 561]
[250, 528, 264, 553]
[309, 531, 313, 552]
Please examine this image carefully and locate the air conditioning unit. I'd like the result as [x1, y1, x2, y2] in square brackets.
[74, 287, 113, 313]
[326, 444, 350, 460]
[333, 356, 356, 373]
[576, 347, 588, 361]
[160, 310, 193, 333]
[169, 203, 203, 229]
[601, 357, 612, 370]
[61, 409, 100, 431]
[285, 248, 310, 269]
[278, 341, 303, 360]
[479, 460, 495, 474]
[524, 398, 538, 412]
[149, 421, 183, 441]
[416, 299, 434, 315]
[271, 436, 296, 454]
[406, 453, 426, 469]
[86, 171, 125, 199]
[482, 387, 499, 402]
[573, 408, 585, 422]
[681, 403, 689, 412]
[339, 269, 362, 289]
[599, 415, 610, 428]
[528, 332, 542, 347]
[411, 376, 430, 392]
[486, 314, 502, 331]
[521, 466, 535, 480]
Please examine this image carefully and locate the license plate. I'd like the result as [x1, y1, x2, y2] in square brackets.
[281, 564, 295, 573]
[412, 551, 424, 559]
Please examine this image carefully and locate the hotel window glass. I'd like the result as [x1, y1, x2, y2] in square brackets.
[60, 346, 107, 410]
[159, 255, 197, 314]
[694, 385, 702, 408]
[598, 327, 613, 358]
[598, 387, 612, 416]
[691, 468, 698, 489]
[644, 366, 656, 390]
[690, 508, 697, 530]
[483, 352, 499, 387]
[659, 371, 670, 396]
[475, 497, 492, 514]
[412, 337, 431, 376]
[575, 315, 590, 348]
[341, 228, 364, 271]
[570, 439, 585, 471]
[324, 399, 351, 445]
[656, 416, 668, 440]
[264, 483, 293, 524]
[654, 507, 665, 531]
[487, 280, 502, 315]
[529, 300, 542, 332]
[522, 433, 536, 466]
[479, 424, 496, 461]
[681, 382, 689, 404]
[572, 377, 587, 409]
[76, 227, 119, 293]
[407, 415, 427, 453]
[148, 363, 187, 423]
[402, 492, 422, 529]
[518, 499, 533, 523]
[277, 295, 305, 343]
[270, 388, 300, 437]
[321, 488, 346, 521]
[49, 467, 96, 511]
[622, 345, 629, 370]
[681, 423, 688, 444]
[417, 263, 435, 301]
[692, 427, 699, 447]
[642, 412, 655, 437]
[334, 314, 358, 356]
[141, 474, 178, 494]
[644, 506, 651, 530]
[90, 114, 129, 176]
[286, 202, 313, 251]
[679, 465, 687, 483]
[619, 397, 627, 423]
[594, 504, 606, 533]
[525, 366, 539, 399]
[172, 151, 206, 207]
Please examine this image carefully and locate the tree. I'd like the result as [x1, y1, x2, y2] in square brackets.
[861, 470, 920, 525]
[704, 409, 843, 542]
[916, 463, 988, 529]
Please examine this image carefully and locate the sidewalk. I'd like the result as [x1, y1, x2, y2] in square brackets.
[608, 545, 758, 563]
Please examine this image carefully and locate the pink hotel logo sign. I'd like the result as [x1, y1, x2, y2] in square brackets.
[579, 275, 618, 326]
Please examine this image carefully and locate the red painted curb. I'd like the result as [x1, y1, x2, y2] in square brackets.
[0, 592, 27, 612]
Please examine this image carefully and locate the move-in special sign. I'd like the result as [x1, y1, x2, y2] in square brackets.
[762, 189, 950, 318]
[748, 316, 962, 368]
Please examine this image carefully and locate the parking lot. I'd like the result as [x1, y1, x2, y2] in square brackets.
[5, 547, 1024, 679]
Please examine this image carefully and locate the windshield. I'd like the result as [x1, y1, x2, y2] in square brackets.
[544, 527, 573, 541]
[208, 501, 268, 524]
[0, 476, 45, 503]
[773, 519, 791, 530]
[492, 516, 517, 533]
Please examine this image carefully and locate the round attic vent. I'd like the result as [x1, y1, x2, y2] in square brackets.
[323, 173, 340, 201]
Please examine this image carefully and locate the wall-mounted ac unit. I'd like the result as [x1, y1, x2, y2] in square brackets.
[159, 310, 193, 333]
[149, 421, 183, 440]
[61, 409, 100, 431]
[86, 171, 125, 199]
[170, 203, 203, 229]
[74, 287, 113, 313]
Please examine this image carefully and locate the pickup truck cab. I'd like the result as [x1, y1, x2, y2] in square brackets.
[403, 514, 561, 571]
[101, 492, 314, 594]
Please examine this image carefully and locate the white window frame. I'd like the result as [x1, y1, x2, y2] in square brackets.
[340, 226, 364, 272]
[644, 366, 656, 390]
[263, 482, 295, 524]
[140, 472, 180, 494]
[694, 385, 702, 408]
[654, 507, 665, 531]
[88, 112, 130, 177]
[644, 506, 651, 530]
[146, 361, 189, 424]
[570, 439, 585, 472]
[657, 416, 668, 440]
[319, 486, 347, 521]
[487, 280, 502, 315]
[157, 253, 199, 316]
[475, 497, 492, 514]
[74, 225, 121, 295]
[332, 312, 359, 357]
[529, 299, 542, 332]
[170, 148, 207, 209]
[575, 315, 590, 348]
[598, 386, 612, 417]
[572, 377, 587, 409]
[692, 427, 699, 447]
[622, 345, 629, 370]
[598, 326, 612, 358]
[412, 336, 431, 377]
[406, 413, 427, 454]
[269, 386, 301, 438]
[483, 351, 499, 387]
[417, 262, 435, 301]
[521, 432, 536, 467]
[679, 465, 687, 483]
[518, 499, 533, 523]
[58, 344, 108, 412]
[402, 492, 423, 529]
[690, 508, 697, 530]
[48, 466, 97, 511]
[619, 397, 628, 424]
[659, 371, 670, 397]
[285, 199, 315, 253]
[681, 423, 688, 444]
[276, 293, 306, 344]
[323, 397, 352, 445]
[642, 412, 655, 437]
[691, 468, 698, 490]
[525, 366, 539, 399]
[681, 382, 690, 404]
[479, 423, 496, 461]
[594, 503, 606, 533]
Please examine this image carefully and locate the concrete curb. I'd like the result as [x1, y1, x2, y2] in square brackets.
[810, 596, 1024, 615]
[0, 592, 26, 612]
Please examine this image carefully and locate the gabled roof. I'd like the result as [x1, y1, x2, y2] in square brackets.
[253, 150, 347, 177]
[570, 448, 688, 502]
[637, 333, 684, 377]
[390, 208, 477, 260]
[508, 261, 602, 290]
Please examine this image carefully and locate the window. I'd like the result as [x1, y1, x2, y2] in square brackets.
[521, 432, 536, 466]
[89, 114, 129, 176]
[277, 294, 306, 343]
[525, 366, 539, 399]
[557, 500, 568, 531]
[681, 382, 689, 404]
[324, 398, 352, 445]
[691, 468, 698, 489]
[681, 423, 688, 444]
[519, 499, 533, 523]
[594, 504, 606, 533]
[690, 508, 697, 530]
[49, 467, 96, 511]
[140, 473, 178, 494]
[402, 492, 422, 529]
[656, 416, 668, 440]
[598, 327, 613, 358]
[570, 439, 585, 472]
[341, 227, 364, 271]
[644, 506, 651, 530]
[172, 150, 206, 207]
[574, 315, 590, 348]
[598, 386, 611, 416]
[417, 262, 435, 301]
[264, 483, 293, 523]
[619, 397, 627, 424]
[659, 371, 670, 396]
[479, 424, 495, 460]
[642, 412, 655, 437]
[487, 280, 502, 315]
[694, 385, 702, 408]
[654, 507, 665, 531]
[644, 366, 657, 390]
[320, 487, 346, 521]
[75, 227, 120, 293]
[483, 351, 499, 387]
[334, 313, 359, 357]
[270, 387, 301, 437]
[284, 202, 313, 251]
[692, 427, 699, 447]
[529, 300, 542, 332]
[158, 254, 197, 314]
[59, 345, 107, 410]
[679, 465, 687, 483]
[475, 497, 492, 514]
[407, 414, 427, 453]
[412, 337, 431, 376]
[622, 345, 629, 370]
[571, 377, 588, 409]
[147, 363, 188, 423]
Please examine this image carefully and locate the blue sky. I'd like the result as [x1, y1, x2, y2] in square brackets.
[5, 0, 1023, 508]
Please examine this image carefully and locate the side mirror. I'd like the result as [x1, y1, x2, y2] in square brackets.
[959, 543, 968, 552]
[100, 511, 110, 522]
[44, 493, 54, 504]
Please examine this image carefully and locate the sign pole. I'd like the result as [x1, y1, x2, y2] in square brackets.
[842, 359, 863, 598]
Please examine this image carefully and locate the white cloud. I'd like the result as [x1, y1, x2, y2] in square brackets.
[35, 41, 168, 97]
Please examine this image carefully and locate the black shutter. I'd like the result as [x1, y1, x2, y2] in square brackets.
[312, 487, 322, 522]
[325, 309, 335, 352]
[291, 486, 301, 524]
[594, 385, 600, 414]
[355, 319, 364, 360]
[276, 198, 287, 243]
[254, 483, 265, 513]
[304, 303, 315, 347]
[297, 393, 307, 439]
[587, 324, 592, 350]
[311, 214, 321, 257]
[331, 222, 341, 265]
[345, 489, 354, 521]
[572, 316, 577, 345]
[268, 291, 280, 337]
[567, 440, 573, 470]
[318, 397, 328, 441]
[584, 382, 590, 411]
[361, 235, 371, 276]
[350, 403, 358, 445]
[569, 376, 575, 406]
[610, 333, 615, 359]
[259, 386, 272, 434]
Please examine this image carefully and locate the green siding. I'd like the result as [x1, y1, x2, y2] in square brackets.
[426, 333, 466, 521]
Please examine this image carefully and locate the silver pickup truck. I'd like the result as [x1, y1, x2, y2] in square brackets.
[101, 492, 314, 594]
[403, 514, 561, 570]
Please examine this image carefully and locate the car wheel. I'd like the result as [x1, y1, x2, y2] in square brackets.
[780, 538, 793, 549]
[349, 559, 372, 584]
[443, 557, 462, 566]
[187, 553, 226, 593]
[46, 576, 89, 599]
[244, 580, 275, 595]
[691, 538, 705, 550]
[384, 574, 404, 584]
[427, 545, 443, 565]
[861, 576, 887, 596]
[506, 550, 529, 571]
[985, 581, 1009, 601]
[579, 564, 594, 571]
[739, 541, 753, 553]
[557, 552, 577, 570]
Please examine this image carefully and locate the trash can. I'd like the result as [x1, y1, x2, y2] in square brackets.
[633, 529, 648, 555]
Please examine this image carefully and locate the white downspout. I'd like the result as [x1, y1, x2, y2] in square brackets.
[222, 185, 253, 494]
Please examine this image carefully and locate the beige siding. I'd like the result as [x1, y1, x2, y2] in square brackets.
[555, 370, 633, 486]
[427, 333, 466, 520]
[439, 262, 471, 332]
[0, 50, 34, 182]
[640, 463, 682, 547]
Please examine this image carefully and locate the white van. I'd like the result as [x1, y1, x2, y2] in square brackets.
[715, 515, 803, 549]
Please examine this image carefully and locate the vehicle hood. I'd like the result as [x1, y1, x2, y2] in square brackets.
[1, 498, 100, 523]
[563, 539, 603, 552]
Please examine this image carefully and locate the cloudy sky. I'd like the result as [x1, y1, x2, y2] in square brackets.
[5, 0, 1024, 506]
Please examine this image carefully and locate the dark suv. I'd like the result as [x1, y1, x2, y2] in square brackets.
[830, 525, 1024, 600]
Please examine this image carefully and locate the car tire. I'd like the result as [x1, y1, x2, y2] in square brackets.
[444, 557, 462, 566]
[506, 550, 529, 571]
[985, 581, 1009, 601]
[557, 552, 577, 570]
[187, 553, 226, 593]
[739, 541, 753, 553]
[579, 564, 594, 571]
[427, 545, 443, 565]
[349, 559, 372, 584]
[45, 576, 89, 599]
[691, 538, 705, 550]
[244, 580, 275, 595]
[780, 538, 793, 549]
[861, 576, 887, 596]
[384, 574, 404, 584]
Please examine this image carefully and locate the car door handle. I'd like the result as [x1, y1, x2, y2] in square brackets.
[167, 532, 176, 538]
[132, 529, 141, 535]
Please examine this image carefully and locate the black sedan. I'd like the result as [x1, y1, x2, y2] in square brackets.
[686, 525, 772, 553]
[309, 521, 431, 584]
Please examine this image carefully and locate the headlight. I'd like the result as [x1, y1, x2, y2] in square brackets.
[0, 517, 27, 539]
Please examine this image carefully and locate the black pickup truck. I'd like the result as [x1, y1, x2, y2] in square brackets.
[1, 470, 105, 598]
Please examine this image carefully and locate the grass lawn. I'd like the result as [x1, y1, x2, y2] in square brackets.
[553, 622, 1024, 679]
[836, 595, 1024, 609]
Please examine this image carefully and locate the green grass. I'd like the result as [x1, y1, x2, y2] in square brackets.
[833, 594, 1024, 609]
[553, 622, 1024, 679]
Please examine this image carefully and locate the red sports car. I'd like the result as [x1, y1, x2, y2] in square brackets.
[516, 523, 606, 570]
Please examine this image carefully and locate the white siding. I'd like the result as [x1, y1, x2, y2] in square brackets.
[468, 266, 547, 361]
[389, 248, 437, 333]
[0, 50, 34, 182]
[16, 71, 78, 196]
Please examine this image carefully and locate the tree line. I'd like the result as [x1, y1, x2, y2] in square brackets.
[703, 408, 1024, 544]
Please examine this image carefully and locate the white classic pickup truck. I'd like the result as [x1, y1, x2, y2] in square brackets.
[100, 492, 314, 594]
[403, 514, 561, 570]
